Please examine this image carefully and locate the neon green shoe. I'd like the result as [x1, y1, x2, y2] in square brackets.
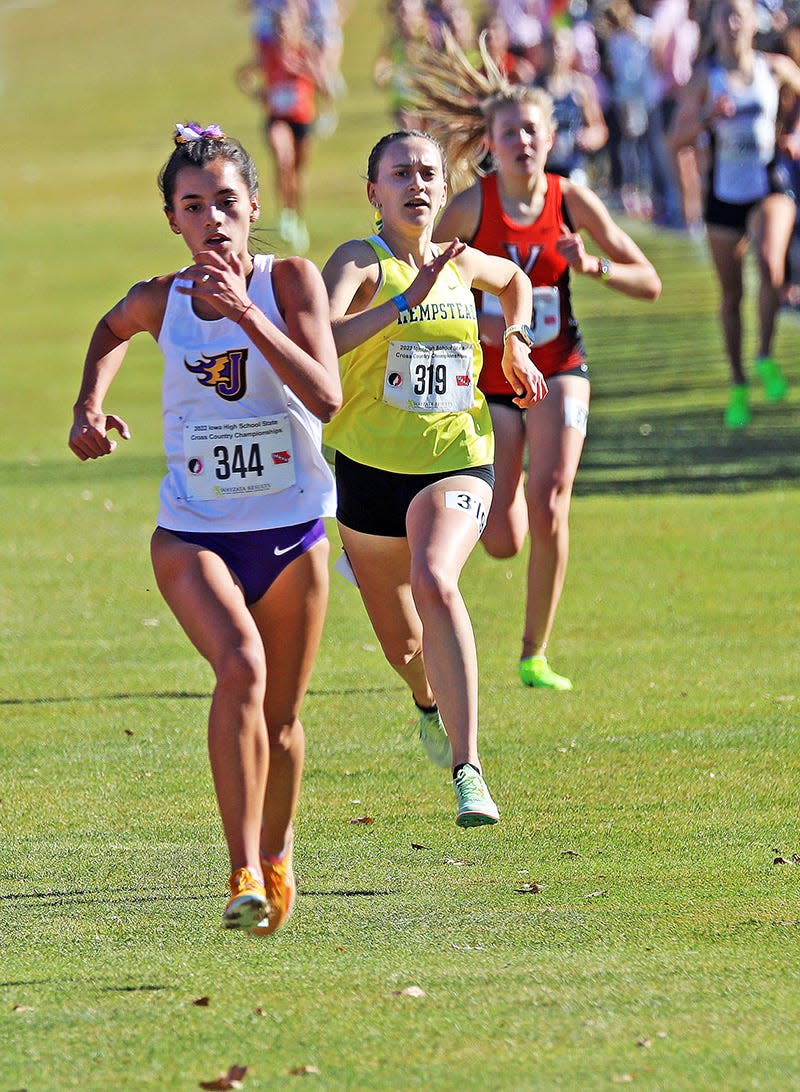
[276, 207, 297, 244]
[292, 217, 310, 255]
[723, 385, 750, 430]
[418, 706, 452, 768]
[276, 208, 310, 255]
[519, 655, 573, 691]
[755, 357, 788, 402]
[453, 766, 499, 828]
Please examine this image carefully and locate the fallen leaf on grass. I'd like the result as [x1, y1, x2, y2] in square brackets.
[560, 849, 580, 858]
[199, 1064, 248, 1090]
[773, 855, 800, 865]
[586, 891, 605, 898]
[636, 1038, 651, 1049]
[393, 985, 425, 997]
[350, 816, 374, 825]
[288, 1064, 321, 1076]
[515, 882, 543, 894]
[193, 996, 211, 1007]
[444, 857, 473, 866]
[12, 1004, 35, 1013]
[612, 1074, 635, 1083]
[124, 729, 134, 736]
[411, 843, 431, 850]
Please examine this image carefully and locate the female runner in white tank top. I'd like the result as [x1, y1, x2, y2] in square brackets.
[69, 123, 341, 937]
[670, 0, 800, 427]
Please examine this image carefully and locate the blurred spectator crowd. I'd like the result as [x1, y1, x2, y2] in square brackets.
[373, 0, 800, 251]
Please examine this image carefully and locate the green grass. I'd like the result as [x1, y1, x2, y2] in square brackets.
[2, 0, 800, 1088]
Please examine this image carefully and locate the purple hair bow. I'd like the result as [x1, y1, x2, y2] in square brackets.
[174, 122, 225, 144]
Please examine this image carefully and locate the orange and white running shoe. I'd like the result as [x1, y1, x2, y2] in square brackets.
[251, 851, 296, 937]
[222, 867, 269, 931]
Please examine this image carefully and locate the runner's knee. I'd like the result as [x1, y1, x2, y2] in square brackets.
[213, 641, 266, 702]
[410, 563, 459, 616]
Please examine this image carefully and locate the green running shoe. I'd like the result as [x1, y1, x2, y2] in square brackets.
[418, 707, 452, 768]
[453, 766, 499, 827]
[723, 385, 750, 430]
[519, 655, 573, 690]
[275, 208, 310, 254]
[292, 216, 310, 256]
[755, 357, 788, 402]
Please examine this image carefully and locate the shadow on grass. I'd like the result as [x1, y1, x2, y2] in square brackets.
[0, 887, 392, 907]
[1, 685, 405, 708]
[0, 691, 211, 707]
[0, 979, 171, 990]
[300, 890, 393, 897]
[580, 403, 800, 495]
[0, 887, 213, 905]
[577, 344, 800, 496]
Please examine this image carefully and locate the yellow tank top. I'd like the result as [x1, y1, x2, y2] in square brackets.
[324, 236, 494, 474]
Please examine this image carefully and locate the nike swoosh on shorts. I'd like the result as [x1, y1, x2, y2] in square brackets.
[274, 540, 303, 556]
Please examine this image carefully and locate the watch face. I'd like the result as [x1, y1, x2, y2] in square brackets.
[506, 324, 535, 346]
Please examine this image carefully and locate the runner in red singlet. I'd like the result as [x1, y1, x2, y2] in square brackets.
[411, 39, 661, 690]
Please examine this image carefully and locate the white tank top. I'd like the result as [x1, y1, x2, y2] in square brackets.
[709, 53, 778, 204]
[156, 253, 336, 532]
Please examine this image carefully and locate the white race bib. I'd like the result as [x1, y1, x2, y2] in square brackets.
[531, 286, 561, 346]
[482, 286, 561, 346]
[183, 414, 296, 500]
[383, 341, 475, 413]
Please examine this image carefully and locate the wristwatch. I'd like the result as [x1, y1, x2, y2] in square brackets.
[597, 257, 612, 281]
[503, 323, 535, 347]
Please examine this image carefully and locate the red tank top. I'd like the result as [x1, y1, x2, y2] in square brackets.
[471, 172, 585, 391]
[258, 40, 316, 125]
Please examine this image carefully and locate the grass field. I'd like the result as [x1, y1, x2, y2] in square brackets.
[2, 0, 800, 1088]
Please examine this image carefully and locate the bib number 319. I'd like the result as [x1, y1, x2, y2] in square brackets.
[384, 341, 474, 413]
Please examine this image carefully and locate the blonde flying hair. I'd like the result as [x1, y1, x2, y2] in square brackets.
[406, 29, 556, 189]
